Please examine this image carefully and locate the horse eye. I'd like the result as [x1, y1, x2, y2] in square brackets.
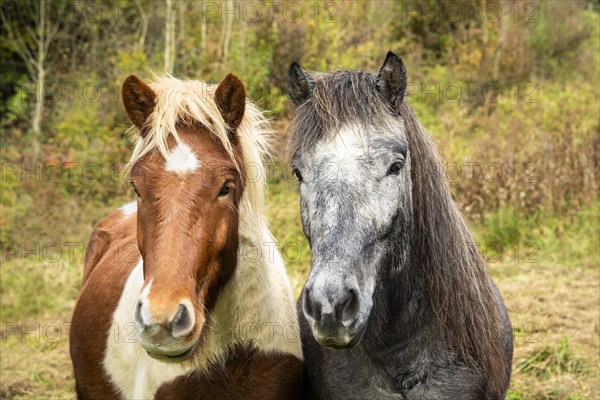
[387, 161, 404, 175]
[292, 167, 303, 182]
[131, 182, 141, 198]
[218, 183, 232, 197]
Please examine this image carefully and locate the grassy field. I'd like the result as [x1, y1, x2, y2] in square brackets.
[1, 170, 598, 400]
[1, 1, 598, 398]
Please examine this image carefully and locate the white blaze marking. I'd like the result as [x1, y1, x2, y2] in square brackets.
[104, 259, 185, 399]
[315, 126, 364, 168]
[311, 125, 366, 185]
[165, 143, 201, 174]
[137, 279, 154, 327]
[315, 126, 364, 156]
[120, 201, 137, 216]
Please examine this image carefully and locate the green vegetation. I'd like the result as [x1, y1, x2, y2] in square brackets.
[516, 337, 588, 379]
[1, 1, 598, 399]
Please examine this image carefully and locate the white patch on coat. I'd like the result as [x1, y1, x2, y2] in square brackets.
[165, 143, 200, 174]
[102, 210, 302, 399]
[103, 259, 189, 399]
[305, 124, 373, 191]
[119, 201, 137, 217]
[315, 125, 365, 156]
[190, 227, 304, 367]
[136, 279, 154, 328]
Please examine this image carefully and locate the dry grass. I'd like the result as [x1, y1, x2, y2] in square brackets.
[492, 261, 599, 399]
[1, 178, 598, 400]
[1, 259, 79, 399]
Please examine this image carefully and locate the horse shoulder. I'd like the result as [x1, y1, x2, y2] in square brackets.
[71, 207, 139, 400]
[82, 203, 137, 283]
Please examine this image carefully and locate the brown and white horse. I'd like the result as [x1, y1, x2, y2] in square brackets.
[70, 74, 303, 399]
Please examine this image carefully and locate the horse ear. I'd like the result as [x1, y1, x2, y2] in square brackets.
[288, 62, 314, 107]
[215, 73, 246, 135]
[376, 51, 407, 112]
[122, 75, 156, 134]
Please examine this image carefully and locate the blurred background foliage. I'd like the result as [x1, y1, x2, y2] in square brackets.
[0, 1, 599, 398]
[1, 0, 598, 249]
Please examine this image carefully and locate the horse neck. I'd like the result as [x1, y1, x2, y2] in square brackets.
[199, 222, 302, 363]
[367, 226, 435, 344]
[210, 224, 270, 325]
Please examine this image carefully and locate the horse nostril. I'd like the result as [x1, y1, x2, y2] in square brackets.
[171, 303, 193, 337]
[303, 288, 322, 322]
[336, 288, 360, 323]
[135, 301, 145, 328]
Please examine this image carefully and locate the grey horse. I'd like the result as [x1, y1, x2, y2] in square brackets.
[287, 52, 513, 400]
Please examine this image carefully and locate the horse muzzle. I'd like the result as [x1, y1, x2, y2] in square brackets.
[310, 321, 368, 350]
[135, 300, 201, 363]
[137, 323, 199, 362]
[302, 279, 370, 349]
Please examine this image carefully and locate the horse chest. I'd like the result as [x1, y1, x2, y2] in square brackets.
[317, 349, 484, 400]
[321, 351, 404, 400]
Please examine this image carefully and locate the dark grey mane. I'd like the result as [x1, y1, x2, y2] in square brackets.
[288, 69, 509, 397]
[287, 70, 399, 159]
[402, 101, 509, 396]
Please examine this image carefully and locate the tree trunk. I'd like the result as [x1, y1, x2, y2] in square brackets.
[31, 0, 47, 155]
[219, 0, 234, 63]
[0, 0, 67, 157]
[200, 10, 206, 54]
[33, 67, 44, 140]
[240, 18, 247, 69]
[164, 0, 176, 74]
[178, 2, 186, 45]
[135, 0, 148, 49]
